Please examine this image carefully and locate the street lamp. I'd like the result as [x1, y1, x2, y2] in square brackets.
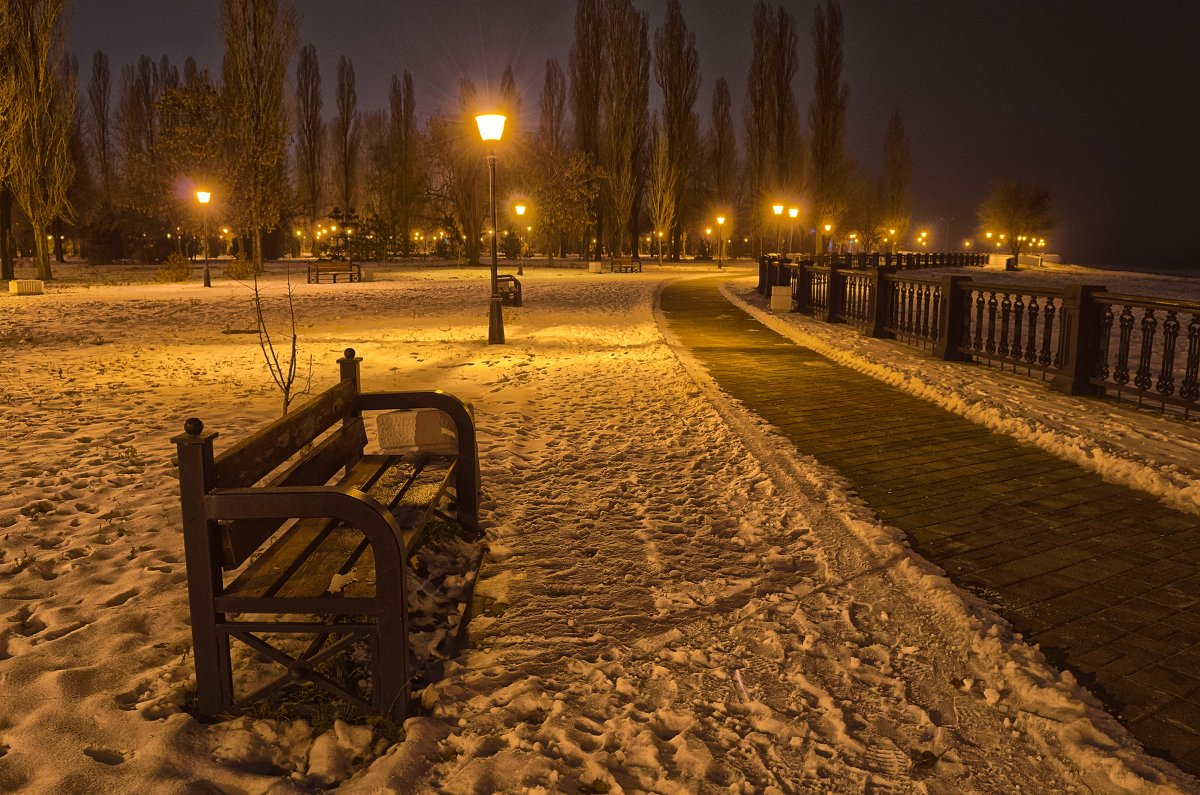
[514, 203, 526, 275]
[476, 112, 506, 345]
[772, 204, 784, 253]
[196, 190, 211, 287]
[716, 215, 726, 269]
[787, 207, 799, 253]
[822, 223, 832, 255]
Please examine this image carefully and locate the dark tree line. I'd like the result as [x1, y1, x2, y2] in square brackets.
[1, 0, 947, 276]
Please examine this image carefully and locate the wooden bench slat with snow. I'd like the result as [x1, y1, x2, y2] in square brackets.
[173, 348, 481, 721]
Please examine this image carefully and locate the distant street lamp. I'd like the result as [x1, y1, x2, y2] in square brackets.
[716, 215, 726, 269]
[476, 112, 506, 345]
[514, 203, 526, 275]
[196, 190, 211, 287]
[787, 207, 799, 253]
[821, 223, 833, 255]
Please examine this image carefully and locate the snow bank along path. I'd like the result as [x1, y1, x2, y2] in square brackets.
[0, 265, 1193, 792]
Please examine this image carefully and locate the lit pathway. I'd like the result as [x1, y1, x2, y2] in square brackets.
[660, 275, 1200, 777]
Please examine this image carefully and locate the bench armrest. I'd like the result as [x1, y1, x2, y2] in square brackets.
[358, 391, 481, 535]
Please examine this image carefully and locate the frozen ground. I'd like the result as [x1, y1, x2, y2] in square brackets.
[0, 261, 1196, 793]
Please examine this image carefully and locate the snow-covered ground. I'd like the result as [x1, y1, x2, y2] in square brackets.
[0, 261, 1196, 793]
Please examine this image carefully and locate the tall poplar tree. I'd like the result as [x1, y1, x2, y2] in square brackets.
[537, 59, 566, 155]
[9, 0, 74, 280]
[389, 71, 423, 257]
[569, 0, 604, 258]
[220, 0, 296, 270]
[707, 78, 736, 212]
[743, 2, 774, 254]
[294, 44, 323, 248]
[808, 0, 849, 249]
[882, 110, 911, 247]
[87, 51, 115, 205]
[653, 0, 700, 260]
[599, 0, 649, 257]
[332, 55, 360, 216]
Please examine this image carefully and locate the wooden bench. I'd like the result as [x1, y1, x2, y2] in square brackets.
[307, 262, 362, 283]
[611, 256, 642, 273]
[496, 274, 522, 306]
[173, 348, 481, 721]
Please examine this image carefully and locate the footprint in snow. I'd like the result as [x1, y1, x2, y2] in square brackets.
[84, 747, 129, 765]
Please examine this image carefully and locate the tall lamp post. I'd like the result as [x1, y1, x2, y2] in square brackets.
[787, 207, 799, 253]
[716, 216, 726, 269]
[196, 190, 211, 287]
[514, 203, 526, 275]
[771, 203, 784, 253]
[476, 113, 506, 345]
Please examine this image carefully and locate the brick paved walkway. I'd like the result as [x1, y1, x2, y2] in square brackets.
[661, 276, 1200, 776]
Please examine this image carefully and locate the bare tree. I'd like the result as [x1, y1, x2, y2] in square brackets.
[653, 0, 700, 260]
[9, 0, 75, 281]
[882, 110, 911, 250]
[978, 181, 1054, 269]
[770, 6, 802, 195]
[843, 172, 887, 252]
[427, 78, 486, 266]
[86, 51, 114, 205]
[251, 271, 309, 414]
[332, 55, 360, 215]
[808, 0, 850, 249]
[599, 0, 649, 257]
[220, 0, 296, 271]
[644, 115, 676, 266]
[569, 0, 604, 258]
[0, 3, 23, 279]
[294, 44, 323, 250]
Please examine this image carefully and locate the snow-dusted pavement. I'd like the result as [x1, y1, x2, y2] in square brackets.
[0, 263, 1195, 792]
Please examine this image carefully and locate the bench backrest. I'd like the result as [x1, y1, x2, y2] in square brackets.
[223, 381, 364, 569]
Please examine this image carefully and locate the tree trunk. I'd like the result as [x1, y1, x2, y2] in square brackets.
[52, 218, 66, 263]
[35, 229, 54, 280]
[254, 227, 264, 273]
[0, 186, 13, 281]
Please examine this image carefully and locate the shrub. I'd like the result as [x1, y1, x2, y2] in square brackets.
[153, 252, 193, 283]
[224, 256, 255, 280]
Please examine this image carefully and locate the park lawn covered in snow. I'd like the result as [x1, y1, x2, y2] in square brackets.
[0, 261, 1195, 793]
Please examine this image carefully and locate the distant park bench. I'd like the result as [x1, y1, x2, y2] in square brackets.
[307, 262, 361, 283]
[610, 255, 642, 273]
[173, 348, 482, 721]
[497, 274, 522, 306]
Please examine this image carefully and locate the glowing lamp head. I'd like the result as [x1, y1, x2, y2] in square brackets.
[475, 113, 506, 142]
[515, 204, 526, 216]
[196, 191, 211, 205]
[823, 223, 832, 232]
[788, 207, 798, 219]
[705, 228, 712, 236]
[716, 216, 726, 226]
[772, 204, 784, 216]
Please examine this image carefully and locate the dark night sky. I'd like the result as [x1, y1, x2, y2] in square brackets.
[67, 1, 1200, 267]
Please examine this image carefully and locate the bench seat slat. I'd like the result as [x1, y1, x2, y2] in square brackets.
[221, 455, 401, 597]
[223, 455, 455, 601]
[266, 458, 454, 600]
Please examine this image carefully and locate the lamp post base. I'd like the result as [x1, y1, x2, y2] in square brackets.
[488, 295, 505, 345]
[203, 263, 211, 288]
